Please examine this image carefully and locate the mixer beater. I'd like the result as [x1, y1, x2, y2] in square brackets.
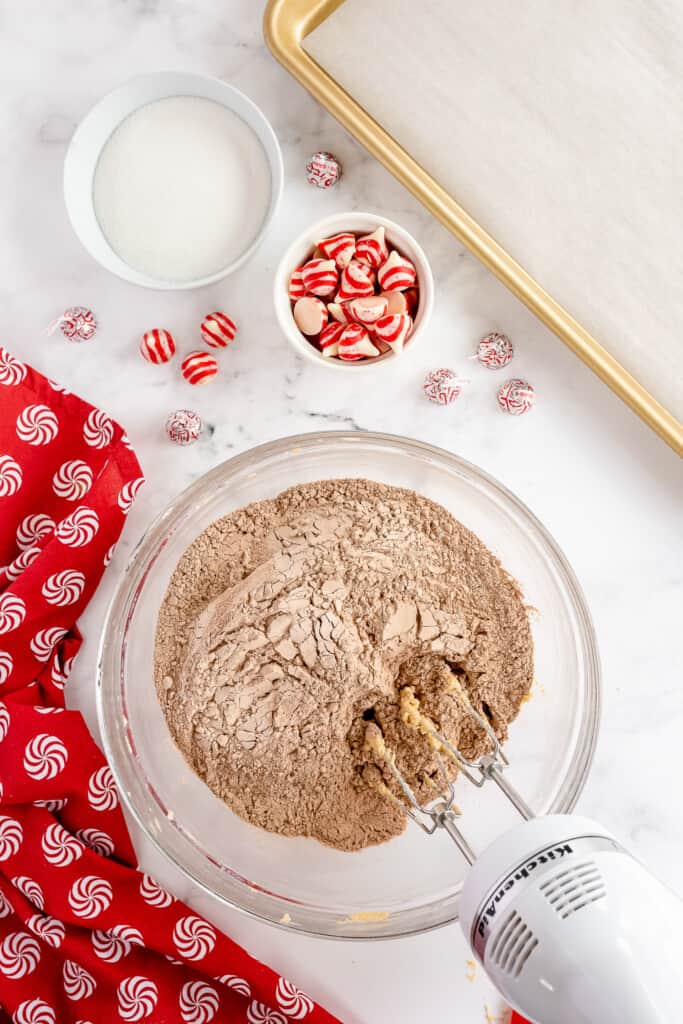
[365, 681, 683, 1024]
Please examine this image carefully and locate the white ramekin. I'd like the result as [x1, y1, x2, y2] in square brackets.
[63, 72, 284, 290]
[273, 212, 434, 371]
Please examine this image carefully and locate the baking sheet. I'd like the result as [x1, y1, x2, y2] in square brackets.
[304, 0, 683, 429]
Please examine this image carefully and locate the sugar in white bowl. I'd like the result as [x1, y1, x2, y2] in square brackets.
[92, 96, 272, 284]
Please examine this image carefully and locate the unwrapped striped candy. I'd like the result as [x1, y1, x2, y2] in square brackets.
[377, 251, 416, 291]
[301, 258, 338, 297]
[166, 409, 202, 445]
[305, 151, 341, 189]
[497, 378, 535, 415]
[201, 311, 237, 348]
[355, 226, 388, 269]
[294, 296, 328, 336]
[335, 261, 374, 301]
[140, 328, 176, 364]
[424, 368, 463, 405]
[374, 313, 413, 354]
[338, 323, 379, 361]
[181, 350, 218, 385]
[317, 232, 355, 268]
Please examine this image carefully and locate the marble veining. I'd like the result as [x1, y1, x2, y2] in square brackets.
[0, 3, 681, 1022]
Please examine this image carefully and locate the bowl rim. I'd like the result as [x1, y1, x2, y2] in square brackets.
[63, 71, 284, 290]
[273, 211, 434, 372]
[97, 430, 601, 940]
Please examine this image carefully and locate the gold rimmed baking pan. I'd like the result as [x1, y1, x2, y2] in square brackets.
[264, 0, 683, 457]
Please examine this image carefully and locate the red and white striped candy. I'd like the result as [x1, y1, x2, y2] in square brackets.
[377, 250, 417, 291]
[335, 261, 374, 302]
[424, 368, 463, 405]
[301, 258, 338, 297]
[319, 322, 344, 358]
[381, 291, 409, 316]
[317, 232, 355, 268]
[497, 378, 535, 415]
[346, 295, 389, 326]
[288, 267, 306, 301]
[349, 259, 376, 286]
[293, 296, 328, 336]
[200, 311, 237, 349]
[338, 323, 379, 361]
[181, 350, 218, 386]
[373, 313, 413, 354]
[355, 226, 389, 269]
[140, 329, 176, 364]
[327, 302, 351, 324]
[477, 332, 513, 369]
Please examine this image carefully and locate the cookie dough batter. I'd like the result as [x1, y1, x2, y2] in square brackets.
[154, 479, 533, 851]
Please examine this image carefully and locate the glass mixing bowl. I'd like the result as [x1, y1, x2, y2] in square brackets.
[97, 432, 600, 939]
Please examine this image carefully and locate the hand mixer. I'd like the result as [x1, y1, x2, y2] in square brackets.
[368, 690, 683, 1024]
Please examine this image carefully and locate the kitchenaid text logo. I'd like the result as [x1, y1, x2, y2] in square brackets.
[476, 842, 574, 939]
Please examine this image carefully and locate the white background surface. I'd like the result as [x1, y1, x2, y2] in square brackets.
[0, 3, 681, 1022]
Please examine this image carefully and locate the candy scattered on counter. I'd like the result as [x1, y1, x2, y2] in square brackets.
[497, 377, 535, 415]
[424, 368, 464, 405]
[140, 328, 176, 364]
[181, 350, 219, 386]
[477, 331, 514, 369]
[305, 151, 341, 189]
[165, 409, 202, 445]
[58, 306, 97, 342]
[200, 311, 237, 349]
[287, 224, 420, 363]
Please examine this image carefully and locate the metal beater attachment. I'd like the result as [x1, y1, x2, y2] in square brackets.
[365, 684, 533, 864]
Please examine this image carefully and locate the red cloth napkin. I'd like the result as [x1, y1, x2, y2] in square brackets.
[0, 346, 340, 1024]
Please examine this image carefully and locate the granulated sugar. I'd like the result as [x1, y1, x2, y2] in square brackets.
[93, 96, 271, 282]
[154, 479, 533, 851]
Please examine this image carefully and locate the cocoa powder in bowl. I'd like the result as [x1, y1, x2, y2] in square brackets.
[154, 479, 533, 851]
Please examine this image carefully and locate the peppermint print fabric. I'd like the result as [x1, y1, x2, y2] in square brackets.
[0, 348, 340, 1024]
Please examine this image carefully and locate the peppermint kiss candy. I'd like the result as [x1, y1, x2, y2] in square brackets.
[200, 311, 237, 349]
[497, 378, 535, 415]
[288, 267, 306, 301]
[300, 258, 338, 297]
[305, 151, 341, 189]
[317, 232, 355, 268]
[381, 291, 409, 316]
[424, 368, 463, 405]
[327, 302, 351, 324]
[166, 409, 202, 445]
[355, 226, 389, 269]
[293, 296, 328, 336]
[377, 251, 417, 291]
[477, 331, 514, 369]
[59, 306, 97, 342]
[338, 323, 379, 361]
[335, 261, 374, 302]
[349, 258, 376, 286]
[140, 329, 176, 364]
[181, 351, 218, 386]
[373, 313, 413, 354]
[346, 295, 389, 326]
[319, 322, 344, 358]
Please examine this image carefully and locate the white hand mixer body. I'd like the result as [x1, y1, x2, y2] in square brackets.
[460, 814, 683, 1024]
[369, 692, 683, 1023]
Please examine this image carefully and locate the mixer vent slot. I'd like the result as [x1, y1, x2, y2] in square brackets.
[489, 909, 539, 979]
[540, 859, 606, 919]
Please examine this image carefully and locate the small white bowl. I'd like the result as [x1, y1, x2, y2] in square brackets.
[64, 72, 284, 290]
[274, 212, 434, 371]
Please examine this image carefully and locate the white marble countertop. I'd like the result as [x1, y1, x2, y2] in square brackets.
[1, 3, 681, 1022]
